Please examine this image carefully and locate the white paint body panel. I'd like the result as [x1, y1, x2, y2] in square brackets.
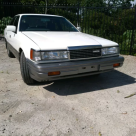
[4, 14, 118, 60]
[22, 32, 118, 50]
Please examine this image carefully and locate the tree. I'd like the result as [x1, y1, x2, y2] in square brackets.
[81, 0, 106, 7]
[106, 0, 134, 8]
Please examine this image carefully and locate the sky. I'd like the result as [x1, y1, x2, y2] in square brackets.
[131, 0, 136, 4]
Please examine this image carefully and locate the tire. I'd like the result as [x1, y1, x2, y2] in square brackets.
[6, 42, 14, 58]
[20, 51, 34, 84]
[93, 74, 101, 78]
[94, 74, 100, 76]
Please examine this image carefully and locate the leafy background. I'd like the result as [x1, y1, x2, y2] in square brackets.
[0, 0, 136, 55]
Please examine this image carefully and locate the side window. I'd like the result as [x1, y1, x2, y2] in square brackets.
[10, 16, 17, 25]
[13, 16, 20, 33]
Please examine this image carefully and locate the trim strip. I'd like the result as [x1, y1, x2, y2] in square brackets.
[67, 45, 102, 50]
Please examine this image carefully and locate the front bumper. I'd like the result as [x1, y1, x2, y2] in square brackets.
[27, 56, 124, 82]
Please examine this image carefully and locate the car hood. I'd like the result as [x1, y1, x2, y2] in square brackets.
[22, 32, 118, 50]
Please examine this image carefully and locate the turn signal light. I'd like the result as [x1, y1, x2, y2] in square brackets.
[30, 49, 33, 60]
[48, 71, 60, 76]
[113, 63, 120, 67]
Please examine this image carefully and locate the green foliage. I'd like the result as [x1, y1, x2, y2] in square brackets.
[121, 30, 136, 55]
[20, 0, 78, 5]
[0, 0, 135, 55]
[121, 30, 132, 52]
[82, 10, 127, 35]
[119, 8, 135, 30]
[106, 0, 133, 8]
[0, 16, 12, 34]
[0, 0, 134, 7]
[81, 0, 106, 7]
[81, 7, 136, 55]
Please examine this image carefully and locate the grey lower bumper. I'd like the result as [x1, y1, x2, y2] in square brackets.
[27, 56, 124, 82]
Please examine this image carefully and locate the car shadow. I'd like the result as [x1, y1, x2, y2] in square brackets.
[35, 70, 136, 96]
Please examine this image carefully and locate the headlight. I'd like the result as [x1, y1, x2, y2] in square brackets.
[41, 51, 68, 60]
[30, 49, 68, 61]
[102, 47, 119, 55]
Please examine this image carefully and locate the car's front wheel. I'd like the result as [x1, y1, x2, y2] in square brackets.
[20, 51, 34, 84]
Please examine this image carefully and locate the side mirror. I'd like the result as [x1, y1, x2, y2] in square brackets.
[77, 27, 81, 32]
[6, 25, 16, 32]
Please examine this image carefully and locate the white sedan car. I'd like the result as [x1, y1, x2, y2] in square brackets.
[4, 14, 124, 84]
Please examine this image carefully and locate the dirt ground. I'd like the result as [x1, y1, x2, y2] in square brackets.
[0, 40, 136, 136]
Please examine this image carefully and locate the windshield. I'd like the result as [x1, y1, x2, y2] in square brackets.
[19, 15, 78, 32]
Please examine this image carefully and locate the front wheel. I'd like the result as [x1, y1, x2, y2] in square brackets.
[94, 74, 100, 76]
[20, 51, 34, 84]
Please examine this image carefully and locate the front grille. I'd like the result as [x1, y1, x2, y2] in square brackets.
[69, 48, 101, 59]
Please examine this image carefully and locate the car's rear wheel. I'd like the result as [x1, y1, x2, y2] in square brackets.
[20, 51, 34, 84]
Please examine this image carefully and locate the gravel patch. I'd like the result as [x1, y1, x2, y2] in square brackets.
[0, 40, 136, 136]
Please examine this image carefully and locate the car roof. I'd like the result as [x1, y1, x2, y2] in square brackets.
[16, 14, 63, 18]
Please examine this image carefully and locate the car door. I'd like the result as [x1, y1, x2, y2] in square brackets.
[9, 16, 20, 58]
[10, 16, 19, 51]
[6, 16, 16, 44]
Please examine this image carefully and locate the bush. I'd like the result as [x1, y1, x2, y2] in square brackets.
[82, 10, 128, 36]
[0, 16, 12, 35]
[81, 8, 136, 55]
[119, 8, 135, 30]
